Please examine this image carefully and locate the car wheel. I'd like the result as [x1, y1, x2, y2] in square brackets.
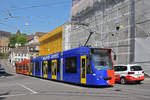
[120, 78, 126, 84]
[136, 81, 141, 84]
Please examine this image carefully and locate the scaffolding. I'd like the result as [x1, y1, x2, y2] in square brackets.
[70, 0, 131, 64]
[68, 0, 150, 76]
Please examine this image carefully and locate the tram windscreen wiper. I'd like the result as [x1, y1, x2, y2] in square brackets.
[95, 66, 113, 70]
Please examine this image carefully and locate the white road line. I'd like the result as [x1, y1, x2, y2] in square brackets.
[0, 93, 28, 98]
[17, 83, 38, 94]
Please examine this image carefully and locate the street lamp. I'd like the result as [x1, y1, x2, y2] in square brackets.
[15, 43, 21, 48]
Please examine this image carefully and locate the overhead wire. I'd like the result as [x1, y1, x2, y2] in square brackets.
[10, 1, 71, 12]
[0, 0, 72, 33]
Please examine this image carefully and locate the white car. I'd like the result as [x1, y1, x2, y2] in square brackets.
[114, 64, 144, 84]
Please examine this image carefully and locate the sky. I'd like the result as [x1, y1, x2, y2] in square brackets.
[0, 0, 72, 34]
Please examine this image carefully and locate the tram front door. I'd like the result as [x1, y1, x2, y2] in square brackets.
[81, 55, 86, 84]
[52, 60, 57, 80]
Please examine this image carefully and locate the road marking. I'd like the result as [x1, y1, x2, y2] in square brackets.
[0, 93, 28, 98]
[17, 83, 38, 94]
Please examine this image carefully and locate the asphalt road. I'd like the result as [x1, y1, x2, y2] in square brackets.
[0, 73, 150, 100]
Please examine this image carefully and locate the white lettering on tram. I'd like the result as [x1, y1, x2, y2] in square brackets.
[51, 54, 59, 59]
[42, 56, 50, 60]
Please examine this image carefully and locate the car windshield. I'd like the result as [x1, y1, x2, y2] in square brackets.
[92, 53, 113, 70]
[0, 67, 4, 70]
[130, 66, 142, 71]
[115, 66, 127, 71]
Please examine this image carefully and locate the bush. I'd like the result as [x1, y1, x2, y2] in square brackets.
[0, 52, 9, 59]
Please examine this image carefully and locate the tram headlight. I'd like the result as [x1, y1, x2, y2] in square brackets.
[98, 74, 103, 79]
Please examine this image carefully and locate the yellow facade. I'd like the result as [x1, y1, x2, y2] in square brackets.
[39, 26, 62, 56]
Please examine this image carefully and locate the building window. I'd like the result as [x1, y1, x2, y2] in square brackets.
[65, 56, 77, 73]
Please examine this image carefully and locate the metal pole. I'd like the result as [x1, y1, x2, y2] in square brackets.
[129, 0, 135, 63]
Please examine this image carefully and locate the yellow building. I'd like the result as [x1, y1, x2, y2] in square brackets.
[39, 26, 63, 56]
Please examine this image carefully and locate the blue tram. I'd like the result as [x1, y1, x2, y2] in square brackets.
[17, 47, 115, 86]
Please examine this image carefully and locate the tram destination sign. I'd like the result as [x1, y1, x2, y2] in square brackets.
[92, 49, 111, 54]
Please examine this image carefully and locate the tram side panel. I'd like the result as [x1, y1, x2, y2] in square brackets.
[62, 47, 90, 84]
[35, 61, 41, 77]
[30, 60, 35, 76]
[63, 55, 80, 84]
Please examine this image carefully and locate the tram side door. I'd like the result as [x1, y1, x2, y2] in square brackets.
[27, 63, 29, 75]
[43, 61, 48, 78]
[51, 60, 57, 80]
[81, 55, 86, 84]
[30, 63, 33, 76]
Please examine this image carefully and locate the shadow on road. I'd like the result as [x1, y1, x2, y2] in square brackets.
[115, 82, 144, 85]
[0, 72, 13, 78]
[0, 92, 9, 100]
[47, 78, 114, 89]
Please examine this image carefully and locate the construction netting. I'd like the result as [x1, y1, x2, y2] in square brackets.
[135, 37, 150, 76]
[71, 0, 95, 17]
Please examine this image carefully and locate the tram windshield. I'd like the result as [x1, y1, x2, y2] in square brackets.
[91, 49, 113, 70]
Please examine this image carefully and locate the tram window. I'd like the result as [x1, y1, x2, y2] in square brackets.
[15, 63, 17, 70]
[51, 61, 57, 75]
[23, 64, 26, 70]
[65, 57, 77, 73]
[57, 60, 60, 72]
[42, 61, 48, 74]
[30, 63, 33, 72]
[48, 60, 51, 72]
[18, 64, 22, 71]
[27, 63, 30, 72]
[86, 57, 93, 74]
[36, 62, 40, 72]
[82, 58, 86, 78]
[26, 64, 28, 71]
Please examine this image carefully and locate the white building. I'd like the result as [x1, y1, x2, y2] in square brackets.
[62, 22, 72, 51]
[10, 47, 30, 67]
[26, 32, 46, 58]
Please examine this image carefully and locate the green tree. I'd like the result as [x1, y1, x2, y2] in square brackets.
[9, 34, 18, 48]
[9, 34, 27, 48]
[0, 52, 3, 57]
[0, 52, 9, 59]
[17, 34, 27, 47]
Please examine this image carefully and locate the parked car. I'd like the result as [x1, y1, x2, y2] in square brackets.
[0, 66, 5, 73]
[114, 64, 144, 84]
